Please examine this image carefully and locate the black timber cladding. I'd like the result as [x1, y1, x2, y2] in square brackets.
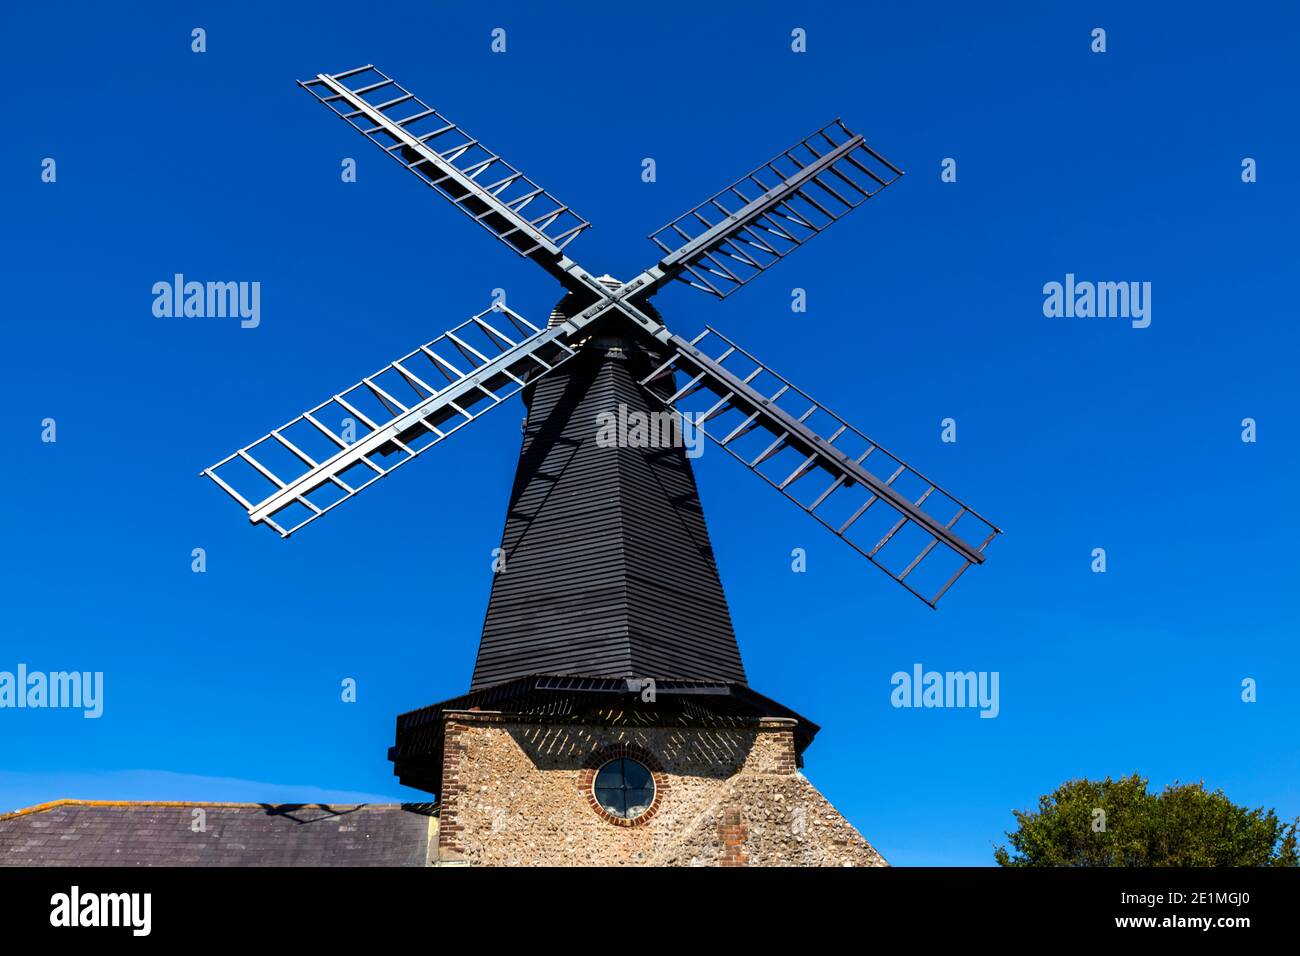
[470, 333, 746, 689]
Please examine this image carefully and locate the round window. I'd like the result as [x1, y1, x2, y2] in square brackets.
[592, 758, 655, 820]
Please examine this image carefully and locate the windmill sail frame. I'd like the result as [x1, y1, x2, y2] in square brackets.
[641, 327, 1000, 606]
[203, 304, 575, 537]
[203, 64, 1000, 606]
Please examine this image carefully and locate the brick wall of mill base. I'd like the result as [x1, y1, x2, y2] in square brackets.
[435, 711, 888, 867]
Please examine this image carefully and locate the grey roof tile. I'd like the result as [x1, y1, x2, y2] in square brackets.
[0, 802, 434, 867]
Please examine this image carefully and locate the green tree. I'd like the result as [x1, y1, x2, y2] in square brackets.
[995, 774, 1298, 867]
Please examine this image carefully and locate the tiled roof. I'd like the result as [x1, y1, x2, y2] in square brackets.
[0, 800, 434, 866]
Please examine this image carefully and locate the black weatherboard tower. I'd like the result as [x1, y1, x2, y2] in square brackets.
[201, 65, 1002, 792]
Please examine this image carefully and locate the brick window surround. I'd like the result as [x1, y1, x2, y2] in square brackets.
[580, 744, 669, 828]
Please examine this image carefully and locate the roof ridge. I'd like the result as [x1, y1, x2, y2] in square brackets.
[0, 798, 407, 822]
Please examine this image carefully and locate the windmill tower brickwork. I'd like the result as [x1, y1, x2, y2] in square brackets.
[194, 64, 1003, 866]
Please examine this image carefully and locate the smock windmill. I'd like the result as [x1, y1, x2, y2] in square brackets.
[201, 66, 1001, 861]
[204, 64, 999, 607]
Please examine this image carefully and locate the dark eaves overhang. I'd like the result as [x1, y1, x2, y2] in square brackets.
[388, 675, 820, 796]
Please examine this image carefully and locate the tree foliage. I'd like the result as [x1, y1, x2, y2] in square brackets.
[995, 774, 1298, 867]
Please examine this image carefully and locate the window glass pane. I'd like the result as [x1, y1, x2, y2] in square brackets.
[594, 760, 624, 789]
[593, 758, 655, 819]
[624, 789, 653, 816]
[621, 760, 652, 790]
[595, 788, 626, 817]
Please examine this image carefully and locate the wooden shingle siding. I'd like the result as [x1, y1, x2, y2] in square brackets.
[470, 336, 746, 689]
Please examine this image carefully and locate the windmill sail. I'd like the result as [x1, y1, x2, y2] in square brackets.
[299, 66, 591, 276]
[204, 70, 999, 606]
[640, 120, 902, 298]
[641, 327, 999, 606]
[203, 305, 576, 537]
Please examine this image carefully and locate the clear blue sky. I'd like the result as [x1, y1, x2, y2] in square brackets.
[3, 1, 1297, 865]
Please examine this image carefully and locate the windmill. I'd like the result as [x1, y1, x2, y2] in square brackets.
[203, 64, 1000, 610]
[201, 67, 1003, 860]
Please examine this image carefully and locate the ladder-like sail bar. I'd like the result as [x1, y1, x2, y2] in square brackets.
[203, 305, 576, 537]
[640, 120, 902, 298]
[641, 327, 999, 606]
[299, 66, 591, 274]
